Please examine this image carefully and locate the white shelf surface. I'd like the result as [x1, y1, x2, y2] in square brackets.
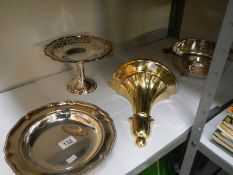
[1, 38, 233, 175]
[200, 107, 233, 175]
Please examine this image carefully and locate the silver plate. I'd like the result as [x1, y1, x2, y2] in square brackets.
[4, 101, 116, 175]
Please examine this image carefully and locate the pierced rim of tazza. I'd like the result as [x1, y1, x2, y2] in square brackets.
[44, 35, 113, 63]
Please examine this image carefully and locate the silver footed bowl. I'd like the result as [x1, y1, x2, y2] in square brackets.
[171, 38, 214, 78]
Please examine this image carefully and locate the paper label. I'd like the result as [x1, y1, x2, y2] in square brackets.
[58, 136, 77, 150]
[66, 154, 78, 164]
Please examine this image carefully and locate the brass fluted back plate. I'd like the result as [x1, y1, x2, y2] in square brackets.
[110, 59, 177, 106]
[44, 35, 112, 63]
[5, 101, 116, 175]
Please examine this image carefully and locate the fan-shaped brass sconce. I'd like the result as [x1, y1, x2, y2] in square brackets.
[110, 60, 177, 147]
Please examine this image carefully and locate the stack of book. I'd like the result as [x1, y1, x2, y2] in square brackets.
[212, 106, 233, 153]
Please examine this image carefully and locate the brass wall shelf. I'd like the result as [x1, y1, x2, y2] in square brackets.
[110, 60, 177, 147]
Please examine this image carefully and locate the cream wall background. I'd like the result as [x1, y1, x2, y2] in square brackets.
[0, 0, 171, 92]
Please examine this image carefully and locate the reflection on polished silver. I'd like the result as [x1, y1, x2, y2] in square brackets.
[4, 101, 116, 175]
[44, 35, 112, 94]
[171, 39, 214, 78]
[110, 60, 177, 147]
[172, 38, 214, 57]
[66, 61, 97, 94]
